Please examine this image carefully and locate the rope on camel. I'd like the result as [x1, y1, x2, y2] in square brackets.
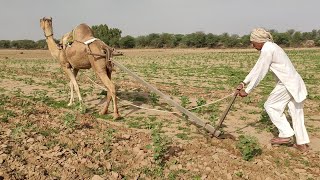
[84, 74, 234, 114]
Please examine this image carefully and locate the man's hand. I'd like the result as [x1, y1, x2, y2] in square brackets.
[236, 82, 245, 90]
[238, 89, 248, 97]
[235, 82, 248, 97]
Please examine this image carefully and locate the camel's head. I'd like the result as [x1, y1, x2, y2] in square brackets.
[111, 48, 124, 56]
[40, 17, 53, 38]
[102, 47, 123, 62]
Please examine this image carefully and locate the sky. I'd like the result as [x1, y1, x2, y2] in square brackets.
[1, 0, 319, 41]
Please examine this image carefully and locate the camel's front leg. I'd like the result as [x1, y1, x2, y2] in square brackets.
[67, 68, 79, 106]
[61, 66, 83, 105]
[100, 69, 113, 115]
[67, 80, 74, 106]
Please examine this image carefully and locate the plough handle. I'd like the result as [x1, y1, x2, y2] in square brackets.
[213, 90, 238, 135]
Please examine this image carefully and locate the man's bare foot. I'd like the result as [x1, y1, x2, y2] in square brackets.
[270, 137, 292, 145]
[293, 144, 309, 152]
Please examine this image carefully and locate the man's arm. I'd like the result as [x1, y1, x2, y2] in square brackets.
[237, 51, 272, 97]
[242, 50, 273, 94]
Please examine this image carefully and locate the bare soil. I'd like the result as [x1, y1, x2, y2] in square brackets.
[0, 49, 319, 180]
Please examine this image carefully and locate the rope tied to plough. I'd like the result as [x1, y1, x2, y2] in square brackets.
[84, 74, 234, 114]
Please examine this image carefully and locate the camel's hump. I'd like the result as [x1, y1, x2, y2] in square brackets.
[73, 23, 95, 42]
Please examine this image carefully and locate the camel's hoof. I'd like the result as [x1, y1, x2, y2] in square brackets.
[113, 114, 121, 120]
[77, 102, 87, 113]
[99, 110, 107, 115]
[67, 103, 73, 106]
[79, 106, 87, 114]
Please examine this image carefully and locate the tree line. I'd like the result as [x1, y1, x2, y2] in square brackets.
[1, 25, 320, 49]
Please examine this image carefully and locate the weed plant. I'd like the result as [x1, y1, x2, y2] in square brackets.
[194, 97, 206, 113]
[180, 96, 190, 108]
[236, 135, 262, 161]
[149, 92, 160, 107]
[63, 112, 77, 129]
[151, 124, 172, 166]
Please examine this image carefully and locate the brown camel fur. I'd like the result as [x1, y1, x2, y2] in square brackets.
[40, 17, 120, 119]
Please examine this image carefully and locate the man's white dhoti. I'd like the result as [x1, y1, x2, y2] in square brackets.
[264, 82, 310, 145]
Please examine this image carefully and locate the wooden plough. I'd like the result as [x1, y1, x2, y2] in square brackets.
[90, 52, 234, 137]
[112, 59, 225, 137]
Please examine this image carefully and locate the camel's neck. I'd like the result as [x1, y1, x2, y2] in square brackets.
[45, 36, 60, 59]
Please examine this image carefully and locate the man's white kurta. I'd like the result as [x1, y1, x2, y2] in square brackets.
[243, 42, 307, 102]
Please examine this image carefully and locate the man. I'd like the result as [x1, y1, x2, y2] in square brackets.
[237, 28, 309, 151]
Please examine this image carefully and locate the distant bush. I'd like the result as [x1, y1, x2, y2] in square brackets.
[2, 27, 320, 49]
[11, 40, 37, 49]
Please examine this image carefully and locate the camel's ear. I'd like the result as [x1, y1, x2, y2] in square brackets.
[40, 18, 44, 28]
[41, 17, 52, 21]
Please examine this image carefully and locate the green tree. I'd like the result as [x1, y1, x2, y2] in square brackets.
[240, 35, 250, 47]
[192, 31, 207, 48]
[311, 29, 318, 39]
[0, 40, 11, 48]
[291, 31, 302, 47]
[181, 32, 206, 48]
[146, 33, 162, 48]
[219, 33, 241, 48]
[226, 34, 241, 48]
[180, 34, 192, 47]
[10, 40, 36, 49]
[119, 35, 135, 48]
[286, 29, 295, 36]
[174, 34, 184, 47]
[315, 37, 320, 46]
[273, 32, 290, 47]
[135, 35, 148, 48]
[317, 30, 320, 39]
[36, 39, 47, 49]
[108, 28, 122, 47]
[159, 33, 175, 48]
[205, 33, 220, 48]
[92, 24, 122, 47]
[301, 32, 314, 41]
[219, 33, 230, 48]
[92, 24, 109, 43]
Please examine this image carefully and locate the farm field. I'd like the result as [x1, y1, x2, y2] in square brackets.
[0, 48, 319, 179]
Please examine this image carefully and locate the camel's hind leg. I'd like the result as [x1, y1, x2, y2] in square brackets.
[100, 92, 112, 115]
[67, 68, 80, 106]
[95, 70, 120, 119]
[98, 74, 119, 119]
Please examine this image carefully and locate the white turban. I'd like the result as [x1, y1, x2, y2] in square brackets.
[250, 28, 274, 43]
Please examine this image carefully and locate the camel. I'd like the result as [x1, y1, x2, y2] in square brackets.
[40, 17, 121, 119]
